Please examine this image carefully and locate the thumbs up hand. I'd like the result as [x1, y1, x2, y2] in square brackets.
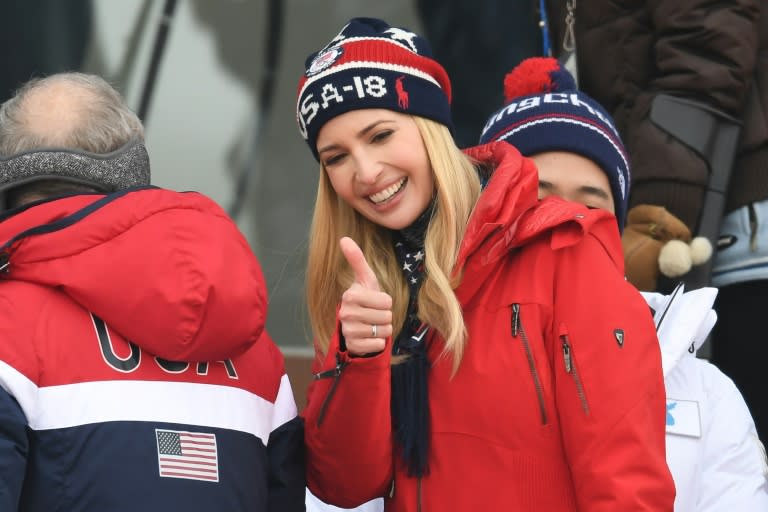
[338, 237, 393, 356]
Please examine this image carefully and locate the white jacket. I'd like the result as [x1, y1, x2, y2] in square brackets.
[643, 286, 768, 512]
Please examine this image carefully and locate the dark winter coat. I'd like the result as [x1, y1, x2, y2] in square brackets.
[546, 0, 767, 230]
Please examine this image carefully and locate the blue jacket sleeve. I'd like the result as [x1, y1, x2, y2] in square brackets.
[0, 386, 28, 511]
[267, 415, 306, 512]
[258, 331, 306, 512]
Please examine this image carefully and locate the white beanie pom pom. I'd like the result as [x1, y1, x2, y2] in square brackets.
[689, 236, 713, 266]
[659, 239, 693, 277]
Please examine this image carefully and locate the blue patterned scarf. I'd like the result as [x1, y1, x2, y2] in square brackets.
[390, 204, 432, 477]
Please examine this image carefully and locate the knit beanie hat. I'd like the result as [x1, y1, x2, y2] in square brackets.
[296, 17, 453, 160]
[479, 57, 630, 230]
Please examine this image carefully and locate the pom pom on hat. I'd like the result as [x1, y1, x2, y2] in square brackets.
[689, 236, 713, 266]
[659, 239, 693, 277]
[658, 236, 714, 278]
[503, 57, 575, 102]
[480, 57, 631, 232]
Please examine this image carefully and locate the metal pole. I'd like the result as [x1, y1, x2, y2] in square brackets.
[137, 0, 178, 124]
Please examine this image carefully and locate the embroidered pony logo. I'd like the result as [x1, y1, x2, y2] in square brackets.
[395, 76, 409, 109]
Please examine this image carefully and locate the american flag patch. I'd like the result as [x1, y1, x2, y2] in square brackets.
[156, 429, 219, 482]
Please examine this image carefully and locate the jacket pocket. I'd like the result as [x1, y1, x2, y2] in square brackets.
[558, 326, 590, 416]
[511, 303, 548, 424]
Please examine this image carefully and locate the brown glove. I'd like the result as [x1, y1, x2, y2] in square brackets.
[621, 204, 712, 291]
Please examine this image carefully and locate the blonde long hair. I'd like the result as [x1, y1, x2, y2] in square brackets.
[306, 116, 481, 373]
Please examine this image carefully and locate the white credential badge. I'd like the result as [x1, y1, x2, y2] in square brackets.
[665, 398, 702, 438]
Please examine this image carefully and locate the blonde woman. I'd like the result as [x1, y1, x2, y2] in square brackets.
[297, 17, 674, 512]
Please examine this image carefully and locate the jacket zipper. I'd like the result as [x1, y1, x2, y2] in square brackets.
[388, 476, 420, 510]
[560, 334, 590, 415]
[749, 202, 758, 251]
[313, 353, 348, 427]
[511, 304, 548, 424]
[0, 251, 9, 273]
[417, 476, 423, 512]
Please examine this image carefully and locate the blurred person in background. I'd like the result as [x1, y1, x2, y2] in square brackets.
[414, 0, 540, 147]
[0, 0, 93, 103]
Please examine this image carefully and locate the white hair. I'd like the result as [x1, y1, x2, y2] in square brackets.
[0, 72, 144, 155]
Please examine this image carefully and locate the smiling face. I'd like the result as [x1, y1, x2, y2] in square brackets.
[530, 151, 615, 214]
[316, 109, 435, 230]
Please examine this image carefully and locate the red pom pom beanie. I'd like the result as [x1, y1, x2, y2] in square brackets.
[480, 57, 630, 231]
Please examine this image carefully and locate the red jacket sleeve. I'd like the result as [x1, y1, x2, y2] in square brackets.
[303, 323, 394, 508]
[551, 220, 675, 511]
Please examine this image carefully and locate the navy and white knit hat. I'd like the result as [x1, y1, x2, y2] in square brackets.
[479, 57, 630, 230]
[296, 17, 453, 160]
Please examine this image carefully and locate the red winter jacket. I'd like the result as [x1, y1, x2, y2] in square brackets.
[0, 189, 305, 511]
[304, 142, 674, 511]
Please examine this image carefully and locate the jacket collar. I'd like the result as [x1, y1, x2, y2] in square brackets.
[456, 142, 538, 272]
[641, 286, 718, 377]
[455, 142, 620, 305]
